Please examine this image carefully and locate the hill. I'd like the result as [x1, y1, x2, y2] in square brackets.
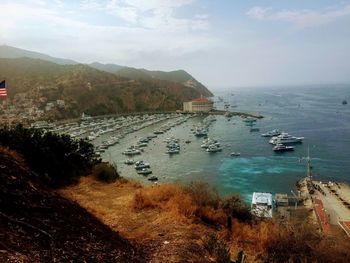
[89, 62, 124, 73]
[90, 64, 213, 97]
[0, 148, 145, 262]
[0, 45, 77, 65]
[0, 57, 203, 120]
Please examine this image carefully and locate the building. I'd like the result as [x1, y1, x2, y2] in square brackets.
[251, 192, 273, 218]
[275, 193, 289, 206]
[183, 96, 213, 112]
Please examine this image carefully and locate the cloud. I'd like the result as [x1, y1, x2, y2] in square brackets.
[80, 0, 208, 31]
[0, 1, 216, 66]
[246, 4, 350, 28]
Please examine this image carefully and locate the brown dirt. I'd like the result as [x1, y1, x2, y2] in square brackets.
[0, 148, 146, 263]
[59, 177, 215, 263]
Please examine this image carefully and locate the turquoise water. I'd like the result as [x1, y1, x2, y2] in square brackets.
[103, 85, 350, 202]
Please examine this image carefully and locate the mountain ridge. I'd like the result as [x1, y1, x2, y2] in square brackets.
[0, 57, 204, 120]
[0, 45, 212, 97]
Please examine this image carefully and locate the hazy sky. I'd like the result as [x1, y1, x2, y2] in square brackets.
[1, 0, 350, 88]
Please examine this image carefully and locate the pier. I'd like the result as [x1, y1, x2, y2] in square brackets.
[208, 109, 264, 119]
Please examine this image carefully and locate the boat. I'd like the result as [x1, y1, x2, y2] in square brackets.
[148, 176, 158, 181]
[230, 152, 241, 156]
[261, 129, 281, 137]
[269, 133, 304, 145]
[206, 145, 222, 152]
[185, 140, 191, 144]
[137, 168, 152, 175]
[134, 161, 150, 170]
[250, 128, 260, 132]
[123, 148, 141, 155]
[342, 100, 347, 105]
[273, 144, 294, 152]
[243, 117, 257, 123]
[124, 159, 135, 165]
[251, 192, 273, 218]
[194, 130, 208, 137]
[166, 148, 180, 154]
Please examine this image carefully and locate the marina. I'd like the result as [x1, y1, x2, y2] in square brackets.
[40, 86, 350, 203]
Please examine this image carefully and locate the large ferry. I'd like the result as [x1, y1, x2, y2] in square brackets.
[251, 192, 273, 218]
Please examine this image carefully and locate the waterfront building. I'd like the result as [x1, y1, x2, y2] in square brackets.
[183, 96, 213, 112]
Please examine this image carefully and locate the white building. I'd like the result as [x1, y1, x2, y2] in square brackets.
[183, 96, 213, 112]
[251, 192, 273, 218]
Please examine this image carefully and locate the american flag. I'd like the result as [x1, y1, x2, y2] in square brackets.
[0, 80, 7, 98]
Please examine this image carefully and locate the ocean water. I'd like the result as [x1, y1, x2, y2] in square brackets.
[103, 85, 350, 202]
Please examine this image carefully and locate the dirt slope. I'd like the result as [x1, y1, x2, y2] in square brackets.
[0, 148, 145, 263]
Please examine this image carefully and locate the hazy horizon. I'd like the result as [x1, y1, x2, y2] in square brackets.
[1, 0, 350, 88]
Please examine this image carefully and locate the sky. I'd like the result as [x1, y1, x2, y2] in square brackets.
[1, 0, 350, 88]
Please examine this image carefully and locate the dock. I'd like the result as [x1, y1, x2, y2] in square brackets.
[298, 178, 350, 237]
[208, 109, 264, 119]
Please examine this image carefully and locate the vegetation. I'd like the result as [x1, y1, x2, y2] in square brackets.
[203, 233, 231, 263]
[131, 182, 250, 226]
[92, 162, 119, 183]
[0, 54, 212, 120]
[0, 125, 99, 187]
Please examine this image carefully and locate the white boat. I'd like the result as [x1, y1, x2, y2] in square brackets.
[206, 145, 222, 152]
[273, 144, 294, 152]
[134, 161, 150, 169]
[269, 133, 304, 145]
[137, 168, 152, 175]
[123, 148, 141, 155]
[261, 129, 281, 137]
[124, 159, 135, 165]
[230, 152, 241, 156]
[251, 192, 273, 218]
[166, 148, 180, 154]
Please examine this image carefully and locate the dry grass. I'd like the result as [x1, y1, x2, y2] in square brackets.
[59, 178, 215, 262]
[130, 183, 227, 225]
[60, 178, 350, 263]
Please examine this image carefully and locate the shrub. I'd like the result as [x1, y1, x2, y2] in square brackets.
[183, 182, 220, 209]
[221, 194, 253, 222]
[203, 233, 231, 263]
[92, 163, 119, 183]
[0, 125, 100, 187]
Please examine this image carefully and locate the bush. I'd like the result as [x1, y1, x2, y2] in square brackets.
[0, 125, 100, 187]
[203, 233, 231, 263]
[221, 194, 253, 222]
[183, 182, 220, 209]
[92, 163, 119, 183]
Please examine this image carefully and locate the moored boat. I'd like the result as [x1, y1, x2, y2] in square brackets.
[273, 144, 294, 152]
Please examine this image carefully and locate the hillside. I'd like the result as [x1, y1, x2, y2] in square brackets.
[0, 57, 204, 120]
[0, 148, 145, 262]
[89, 62, 124, 73]
[105, 66, 213, 97]
[0, 45, 77, 65]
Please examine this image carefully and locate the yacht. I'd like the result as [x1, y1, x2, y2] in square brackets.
[230, 152, 241, 157]
[269, 133, 304, 145]
[124, 159, 135, 165]
[261, 129, 281, 137]
[273, 144, 294, 152]
[166, 148, 180, 154]
[134, 161, 150, 170]
[206, 144, 222, 152]
[123, 148, 141, 156]
[137, 168, 152, 175]
[251, 192, 273, 218]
